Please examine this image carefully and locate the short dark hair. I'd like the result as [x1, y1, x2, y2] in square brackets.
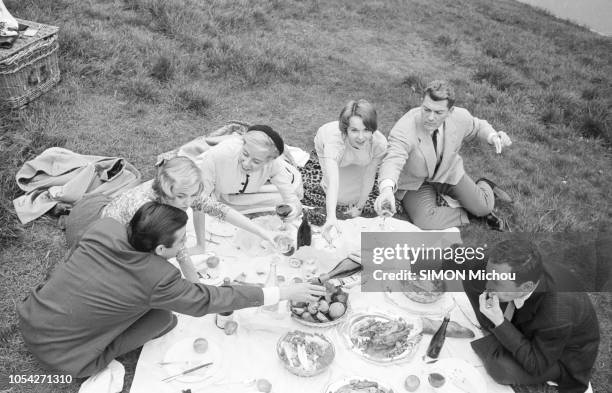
[128, 202, 188, 252]
[424, 80, 455, 108]
[338, 99, 378, 135]
[489, 238, 543, 285]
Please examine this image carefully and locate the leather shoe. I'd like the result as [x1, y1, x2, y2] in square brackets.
[485, 211, 510, 232]
[477, 178, 513, 203]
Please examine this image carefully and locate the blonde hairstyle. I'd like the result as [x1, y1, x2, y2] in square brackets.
[243, 130, 281, 161]
[338, 99, 378, 135]
[152, 156, 203, 201]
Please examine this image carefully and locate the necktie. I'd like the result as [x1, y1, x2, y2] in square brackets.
[432, 129, 439, 156]
[504, 301, 516, 321]
[432, 129, 442, 175]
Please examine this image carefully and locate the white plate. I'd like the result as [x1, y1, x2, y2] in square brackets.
[384, 291, 455, 317]
[276, 330, 335, 377]
[162, 337, 221, 383]
[324, 376, 394, 393]
[191, 252, 217, 267]
[191, 253, 225, 285]
[404, 358, 486, 393]
[206, 215, 238, 237]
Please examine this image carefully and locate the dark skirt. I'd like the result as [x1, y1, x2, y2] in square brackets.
[64, 193, 113, 249]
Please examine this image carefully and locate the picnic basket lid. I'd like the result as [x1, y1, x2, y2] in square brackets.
[0, 18, 59, 63]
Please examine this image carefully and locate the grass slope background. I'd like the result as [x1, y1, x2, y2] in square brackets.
[1, 0, 610, 392]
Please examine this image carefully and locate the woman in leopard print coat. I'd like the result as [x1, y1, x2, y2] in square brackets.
[299, 100, 400, 231]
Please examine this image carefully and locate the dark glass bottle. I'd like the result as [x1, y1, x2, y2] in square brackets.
[215, 277, 234, 329]
[296, 211, 312, 249]
[425, 314, 450, 360]
[313, 257, 363, 284]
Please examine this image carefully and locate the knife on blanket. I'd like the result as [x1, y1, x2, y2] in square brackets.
[161, 362, 213, 382]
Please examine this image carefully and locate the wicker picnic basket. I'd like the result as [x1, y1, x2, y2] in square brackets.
[0, 18, 60, 109]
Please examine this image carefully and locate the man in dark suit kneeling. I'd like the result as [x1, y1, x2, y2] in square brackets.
[463, 238, 600, 393]
[18, 201, 325, 378]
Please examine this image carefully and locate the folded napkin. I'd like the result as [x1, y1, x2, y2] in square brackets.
[285, 145, 310, 167]
[78, 360, 125, 393]
[236, 307, 295, 333]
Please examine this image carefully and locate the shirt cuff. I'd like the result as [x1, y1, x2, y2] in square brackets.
[379, 179, 395, 192]
[491, 319, 523, 352]
[262, 287, 280, 305]
[486, 131, 499, 144]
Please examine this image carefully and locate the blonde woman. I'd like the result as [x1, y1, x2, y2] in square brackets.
[300, 100, 387, 233]
[66, 157, 285, 279]
[195, 124, 303, 217]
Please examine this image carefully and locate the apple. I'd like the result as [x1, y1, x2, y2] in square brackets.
[331, 292, 348, 304]
[256, 378, 272, 393]
[428, 373, 446, 388]
[307, 302, 319, 315]
[192, 338, 208, 354]
[328, 302, 346, 319]
[205, 255, 220, 268]
[404, 375, 420, 392]
[224, 320, 238, 335]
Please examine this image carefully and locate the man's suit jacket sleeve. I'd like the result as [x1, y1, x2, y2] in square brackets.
[491, 315, 573, 376]
[460, 108, 497, 144]
[463, 278, 496, 331]
[150, 269, 263, 317]
[465, 271, 575, 378]
[378, 117, 413, 189]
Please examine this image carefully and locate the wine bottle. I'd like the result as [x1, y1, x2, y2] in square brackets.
[314, 257, 363, 284]
[425, 314, 450, 360]
[296, 211, 312, 249]
[215, 277, 234, 329]
[262, 260, 279, 312]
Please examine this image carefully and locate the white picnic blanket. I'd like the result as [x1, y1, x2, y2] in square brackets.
[129, 214, 514, 393]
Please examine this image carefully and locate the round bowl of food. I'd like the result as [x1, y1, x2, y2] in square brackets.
[288, 286, 349, 328]
[277, 330, 335, 377]
[342, 311, 423, 364]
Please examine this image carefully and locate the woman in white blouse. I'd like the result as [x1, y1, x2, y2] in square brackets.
[195, 125, 303, 217]
[301, 100, 387, 234]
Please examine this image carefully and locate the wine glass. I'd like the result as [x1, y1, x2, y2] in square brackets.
[321, 225, 338, 250]
[275, 204, 292, 231]
[379, 201, 395, 231]
[273, 234, 295, 256]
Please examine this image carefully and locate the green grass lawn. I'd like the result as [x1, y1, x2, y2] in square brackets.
[1, 0, 611, 392]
